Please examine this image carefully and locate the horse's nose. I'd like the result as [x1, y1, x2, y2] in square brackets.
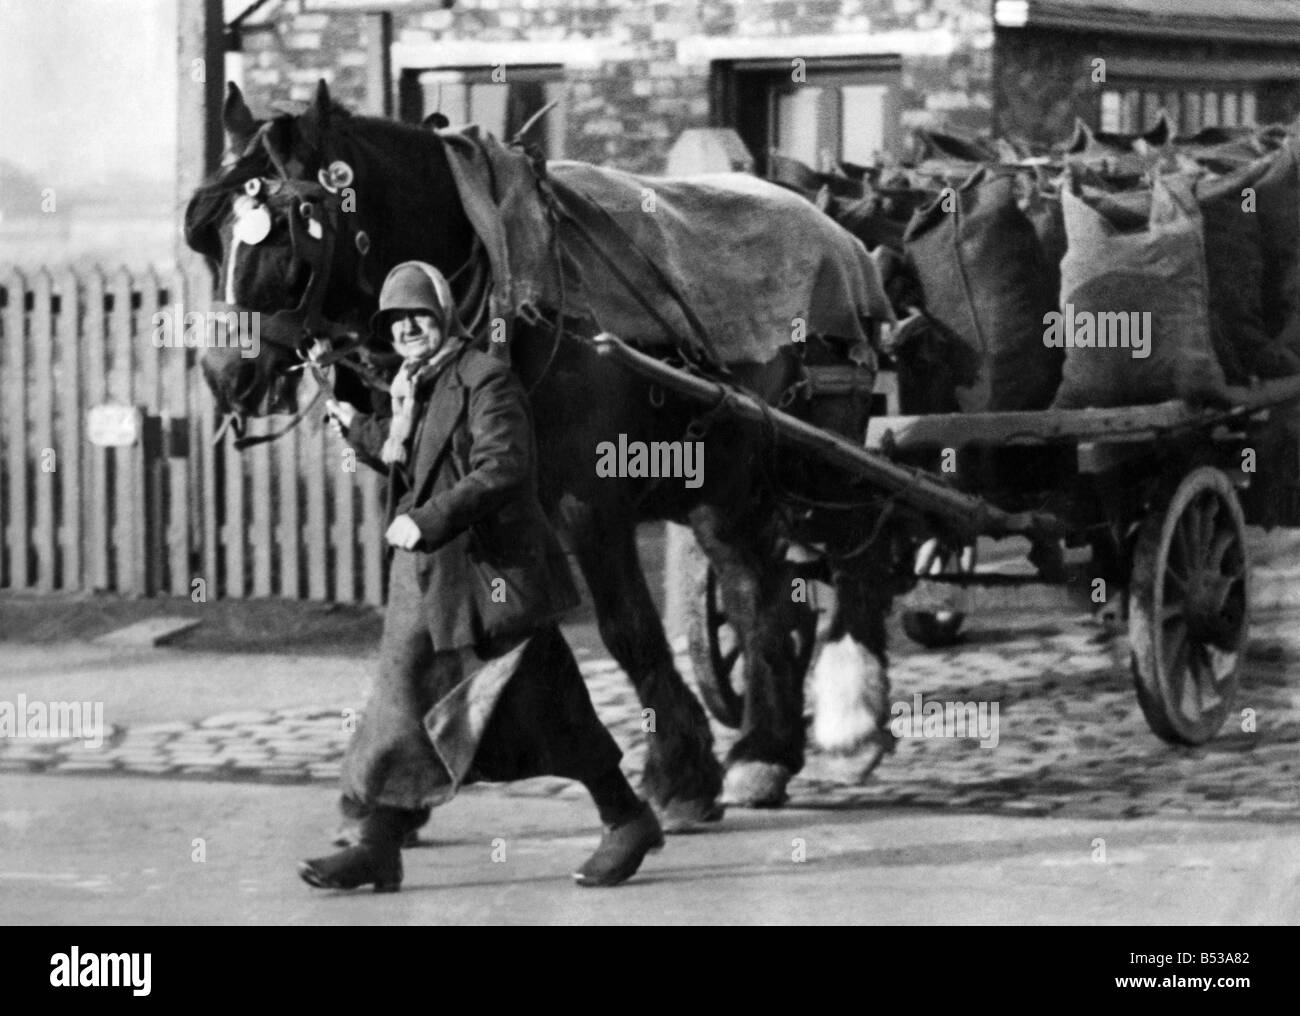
[231, 357, 260, 403]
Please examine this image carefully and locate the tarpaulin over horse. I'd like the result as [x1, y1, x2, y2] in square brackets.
[438, 126, 895, 366]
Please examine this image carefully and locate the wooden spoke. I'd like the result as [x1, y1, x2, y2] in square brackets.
[1172, 513, 1197, 572]
[1163, 619, 1190, 676]
[1176, 641, 1205, 723]
[1191, 642, 1226, 705]
[1198, 494, 1221, 559]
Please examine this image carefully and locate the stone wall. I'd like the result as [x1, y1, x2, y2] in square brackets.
[234, 0, 993, 173]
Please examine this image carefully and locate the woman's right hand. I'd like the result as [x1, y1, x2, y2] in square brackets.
[325, 399, 358, 435]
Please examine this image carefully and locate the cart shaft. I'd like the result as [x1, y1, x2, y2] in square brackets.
[591, 332, 1067, 541]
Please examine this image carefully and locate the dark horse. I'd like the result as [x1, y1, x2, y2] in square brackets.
[184, 82, 898, 823]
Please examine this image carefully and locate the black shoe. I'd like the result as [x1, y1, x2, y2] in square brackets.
[331, 823, 422, 849]
[330, 804, 429, 849]
[572, 803, 664, 888]
[298, 844, 402, 893]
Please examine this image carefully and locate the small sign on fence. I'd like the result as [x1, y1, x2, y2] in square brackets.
[86, 404, 143, 448]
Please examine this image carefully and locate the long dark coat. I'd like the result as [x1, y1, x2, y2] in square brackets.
[345, 344, 579, 650]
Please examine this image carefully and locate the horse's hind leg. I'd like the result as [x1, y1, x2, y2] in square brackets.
[810, 540, 895, 772]
[561, 498, 725, 831]
[689, 503, 810, 807]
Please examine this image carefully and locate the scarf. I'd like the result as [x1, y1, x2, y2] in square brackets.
[381, 340, 464, 466]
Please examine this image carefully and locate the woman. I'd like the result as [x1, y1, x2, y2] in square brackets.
[299, 261, 663, 892]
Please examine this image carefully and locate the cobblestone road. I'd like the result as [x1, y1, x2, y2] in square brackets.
[3, 611, 1299, 824]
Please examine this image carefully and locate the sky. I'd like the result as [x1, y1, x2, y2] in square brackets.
[0, 0, 178, 189]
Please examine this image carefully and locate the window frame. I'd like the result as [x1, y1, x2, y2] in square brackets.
[397, 64, 567, 157]
[1099, 78, 1260, 135]
[712, 55, 903, 177]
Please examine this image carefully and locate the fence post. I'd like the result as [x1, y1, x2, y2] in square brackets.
[165, 266, 196, 596]
[278, 424, 302, 600]
[57, 265, 82, 591]
[85, 268, 110, 591]
[108, 267, 147, 595]
[306, 419, 329, 600]
[31, 269, 56, 592]
[2, 267, 30, 590]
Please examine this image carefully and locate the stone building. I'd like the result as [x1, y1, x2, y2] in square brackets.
[993, 0, 1300, 148]
[226, 0, 993, 174]
[224, 0, 1300, 175]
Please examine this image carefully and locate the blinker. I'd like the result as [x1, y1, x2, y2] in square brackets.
[232, 195, 272, 245]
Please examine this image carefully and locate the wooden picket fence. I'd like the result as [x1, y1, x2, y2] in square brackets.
[0, 263, 388, 604]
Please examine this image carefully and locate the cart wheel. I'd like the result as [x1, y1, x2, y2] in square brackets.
[686, 564, 817, 728]
[1129, 467, 1249, 746]
[902, 538, 977, 648]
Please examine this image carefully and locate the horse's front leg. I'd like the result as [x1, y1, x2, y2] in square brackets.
[561, 498, 725, 831]
[689, 504, 810, 807]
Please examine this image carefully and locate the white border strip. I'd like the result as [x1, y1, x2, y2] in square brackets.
[675, 30, 965, 64]
[392, 39, 633, 71]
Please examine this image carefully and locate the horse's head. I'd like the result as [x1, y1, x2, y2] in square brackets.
[183, 80, 474, 427]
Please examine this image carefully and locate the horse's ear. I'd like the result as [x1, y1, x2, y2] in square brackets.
[223, 82, 259, 154]
[1066, 117, 1094, 155]
[315, 80, 332, 135]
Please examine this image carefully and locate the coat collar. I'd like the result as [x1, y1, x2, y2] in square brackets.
[406, 344, 474, 489]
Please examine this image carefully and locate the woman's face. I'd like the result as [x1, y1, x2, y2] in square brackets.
[389, 310, 443, 360]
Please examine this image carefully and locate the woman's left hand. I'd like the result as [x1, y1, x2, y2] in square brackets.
[385, 514, 422, 550]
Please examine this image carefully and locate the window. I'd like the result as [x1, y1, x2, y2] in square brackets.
[1100, 82, 1259, 135]
[713, 57, 901, 176]
[398, 65, 567, 158]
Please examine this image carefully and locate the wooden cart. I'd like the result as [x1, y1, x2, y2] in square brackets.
[592, 332, 1300, 748]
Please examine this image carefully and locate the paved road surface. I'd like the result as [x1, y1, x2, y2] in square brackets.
[2, 606, 1298, 923]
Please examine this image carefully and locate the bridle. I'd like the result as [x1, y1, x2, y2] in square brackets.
[213, 120, 565, 448]
[219, 122, 380, 448]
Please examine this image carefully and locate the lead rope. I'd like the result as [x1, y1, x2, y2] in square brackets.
[230, 358, 335, 450]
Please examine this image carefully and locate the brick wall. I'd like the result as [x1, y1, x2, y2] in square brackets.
[234, 0, 993, 174]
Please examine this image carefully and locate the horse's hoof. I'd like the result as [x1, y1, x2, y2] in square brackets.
[822, 730, 893, 783]
[656, 797, 726, 834]
[721, 762, 791, 808]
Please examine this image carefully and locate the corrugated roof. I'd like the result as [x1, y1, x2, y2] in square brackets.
[1002, 0, 1300, 43]
[1048, 0, 1300, 21]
